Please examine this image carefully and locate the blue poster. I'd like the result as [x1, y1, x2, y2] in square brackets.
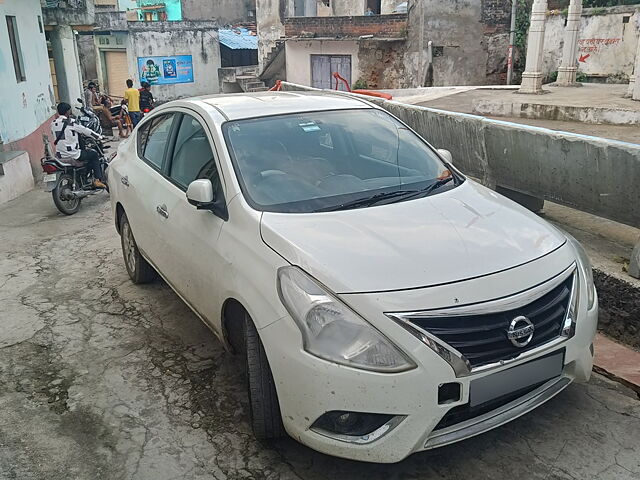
[138, 55, 194, 85]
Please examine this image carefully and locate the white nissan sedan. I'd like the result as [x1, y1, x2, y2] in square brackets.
[109, 92, 598, 463]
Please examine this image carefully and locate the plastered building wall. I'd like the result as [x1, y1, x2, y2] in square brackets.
[127, 22, 222, 100]
[543, 7, 640, 81]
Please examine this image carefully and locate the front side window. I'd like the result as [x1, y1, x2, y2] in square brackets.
[223, 109, 459, 213]
[138, 114, 174, 169]
[169, 115, 221, 197]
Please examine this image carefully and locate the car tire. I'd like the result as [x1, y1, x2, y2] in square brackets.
[120, 212, 156, 284]
[244, 312, 285, 440]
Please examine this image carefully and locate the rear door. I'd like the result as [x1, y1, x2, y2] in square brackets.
[120, 112, 177, 264]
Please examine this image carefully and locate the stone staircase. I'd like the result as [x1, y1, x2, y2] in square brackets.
[260, 40, 286, 87]
[218, 66, 269, 93]
[236, 74, 269, 92]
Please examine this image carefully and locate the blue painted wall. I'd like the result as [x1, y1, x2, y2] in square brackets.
[0, 0, 55, 143]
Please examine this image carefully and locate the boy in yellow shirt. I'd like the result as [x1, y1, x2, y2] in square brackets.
[124, 79, 141, 126]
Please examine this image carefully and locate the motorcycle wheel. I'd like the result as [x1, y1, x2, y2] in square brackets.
[52, 173, 81, 215]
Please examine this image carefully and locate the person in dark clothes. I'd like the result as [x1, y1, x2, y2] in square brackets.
[139, 81, 155, 114]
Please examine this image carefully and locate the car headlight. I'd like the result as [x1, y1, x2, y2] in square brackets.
[277, 266, 415, 373]
[566, 233, 596, 310]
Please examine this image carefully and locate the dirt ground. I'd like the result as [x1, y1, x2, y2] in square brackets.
[1, 190, 639, 480]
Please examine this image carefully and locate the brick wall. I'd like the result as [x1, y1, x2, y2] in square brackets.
[284, 14, 408, 39]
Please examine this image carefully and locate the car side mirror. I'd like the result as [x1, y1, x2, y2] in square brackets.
[437, 149, 453, 165]
[186, 179, 228, 220]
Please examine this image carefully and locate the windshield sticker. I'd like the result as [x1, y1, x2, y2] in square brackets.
[299, 121, 321, 133]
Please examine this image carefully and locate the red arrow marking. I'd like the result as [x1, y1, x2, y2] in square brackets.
[579, 54, 590, 63]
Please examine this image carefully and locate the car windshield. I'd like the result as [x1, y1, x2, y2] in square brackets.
[222, 108, 460, 213]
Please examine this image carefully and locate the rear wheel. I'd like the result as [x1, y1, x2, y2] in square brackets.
[120, 212, 156, 284]
[244, 312, 285, 440]
[52, 174, 81, 215]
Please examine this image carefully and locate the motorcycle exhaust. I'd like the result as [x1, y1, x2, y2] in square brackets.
[69, 189, 99, 199]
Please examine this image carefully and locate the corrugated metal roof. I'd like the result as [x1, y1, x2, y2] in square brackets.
[219, 28, 258, 50]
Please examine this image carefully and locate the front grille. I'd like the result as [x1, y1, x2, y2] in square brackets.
[408, 275, 574, 368]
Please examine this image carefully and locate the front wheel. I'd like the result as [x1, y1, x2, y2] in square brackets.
[52, 173, 81, 215]
[244, 313, 285, 440]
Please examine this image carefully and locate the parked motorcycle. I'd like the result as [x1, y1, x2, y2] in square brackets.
[41, 99, 111, 215]
[76, 97, 102, 135]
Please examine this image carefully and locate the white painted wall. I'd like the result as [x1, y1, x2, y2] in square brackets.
[543, 9, 640, 80]
[0, 0, 55, 144]
[285, 40, 359, 87]
[126, 27, 221, 101]
[0, 152, 35, 205]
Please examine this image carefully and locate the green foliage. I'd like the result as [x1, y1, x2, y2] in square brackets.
[555, 0, 639, 6]
[548, 71, 559, 83]
[353, 79, 368, 90]
[514, 0, 530, 74]
[576, 71, 588, 82]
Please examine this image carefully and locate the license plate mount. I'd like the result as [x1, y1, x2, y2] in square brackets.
[43, 173, 58, 183]
[469, 350, 565, 408]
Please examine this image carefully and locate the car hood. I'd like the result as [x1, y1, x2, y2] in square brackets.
[260, 181, 566, 294]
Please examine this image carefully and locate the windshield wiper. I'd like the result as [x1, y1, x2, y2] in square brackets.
[397, 176, 456, 202]
[314, 189, 420, 212]
[314, 177, 456, 213]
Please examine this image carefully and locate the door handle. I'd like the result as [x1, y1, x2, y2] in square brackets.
[121, 176, 129, 187]
[156, 204, 168, 218]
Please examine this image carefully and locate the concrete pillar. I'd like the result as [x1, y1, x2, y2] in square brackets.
[519, 0, 548, 94]
[631, 33, 640, 101]
[49, 25, 84, 105]
[556, 0, 582, 86]
[630, 241, 640, 279]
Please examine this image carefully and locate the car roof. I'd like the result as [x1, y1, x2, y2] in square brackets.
[190, 91, 373, 121]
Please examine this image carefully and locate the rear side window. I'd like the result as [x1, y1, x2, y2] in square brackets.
[137, 114, 174, 169]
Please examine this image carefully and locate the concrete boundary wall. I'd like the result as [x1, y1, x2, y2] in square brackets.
[279, 82, 640, 230]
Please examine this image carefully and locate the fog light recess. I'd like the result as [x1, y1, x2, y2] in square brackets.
[311, 411, 402, 443]
[438, 382, 461, 405]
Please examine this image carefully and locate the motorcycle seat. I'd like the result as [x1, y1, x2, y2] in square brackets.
[48, 159, 74, 168]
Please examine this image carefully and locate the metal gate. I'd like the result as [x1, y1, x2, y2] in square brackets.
[311, 55, 351, 91]
[105, 51, 129, 97]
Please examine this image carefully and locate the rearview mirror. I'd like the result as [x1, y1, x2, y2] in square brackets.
[186, 179, 228, 220]
[437, 149, 453, 165]
[77, 98, 83, 104]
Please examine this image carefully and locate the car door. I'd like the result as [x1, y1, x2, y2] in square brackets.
[120, 112, 178, 265]
[150, 111, 228, 327]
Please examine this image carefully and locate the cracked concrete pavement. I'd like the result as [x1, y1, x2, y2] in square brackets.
[0, 190, 639, 480]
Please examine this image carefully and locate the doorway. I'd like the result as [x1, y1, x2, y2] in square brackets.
[366, 0, 381, 14]
[104, 50, 128, 97]
[311, 55, 351, 90]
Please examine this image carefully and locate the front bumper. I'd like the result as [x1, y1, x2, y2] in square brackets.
[259, 246, 598, 463]
[261, 299, 596, 463]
